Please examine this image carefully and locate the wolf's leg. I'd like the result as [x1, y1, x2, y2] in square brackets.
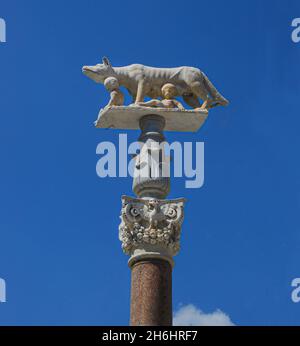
[201, 99, 213, 110]
[190, 82, 211, 111]
[202, 72, 229, 106]
[183, 94, 201, 109]
[135, 80, 145, 103]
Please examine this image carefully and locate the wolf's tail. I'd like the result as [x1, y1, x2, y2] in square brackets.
[202, 72, 229, 107]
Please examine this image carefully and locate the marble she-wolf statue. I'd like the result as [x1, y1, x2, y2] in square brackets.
[82, 57, 229, 110]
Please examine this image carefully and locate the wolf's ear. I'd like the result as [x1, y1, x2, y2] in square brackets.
[102, 57, 111, 67]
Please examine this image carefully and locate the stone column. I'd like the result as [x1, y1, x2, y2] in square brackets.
[130, 259, 172, 326]
[119, 114, 186, 326]
[132, 114, 170, 199]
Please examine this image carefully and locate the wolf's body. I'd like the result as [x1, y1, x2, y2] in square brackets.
[82, 58, 229, 109]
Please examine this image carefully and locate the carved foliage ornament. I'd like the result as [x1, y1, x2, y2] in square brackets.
[119, 195, 185, 256]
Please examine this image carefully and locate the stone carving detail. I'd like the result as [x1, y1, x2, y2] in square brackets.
[103, 77, 124, 108]
[82, 57, 229, 111]
[119, 195, 185, 256]
[132, 114, 170, 199]
[134, 83, 185, 110]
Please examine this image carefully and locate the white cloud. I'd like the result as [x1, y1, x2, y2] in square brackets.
[173, 304, 235, 326]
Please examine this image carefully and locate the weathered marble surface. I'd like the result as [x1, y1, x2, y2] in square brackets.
[136, 83, 185, 110]
[94, 105, 208, 132]
[119, 196, 185, 266]
[82, 57, 229, 110]
[103, 77, 124, 107]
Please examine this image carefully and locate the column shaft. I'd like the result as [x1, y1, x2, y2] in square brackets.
[130, 259, 172, 326]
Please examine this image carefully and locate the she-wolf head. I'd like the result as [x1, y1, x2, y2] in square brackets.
[82, 57, 113, 83]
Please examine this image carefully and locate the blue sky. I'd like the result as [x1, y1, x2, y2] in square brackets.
[0, 0, 300, 325]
